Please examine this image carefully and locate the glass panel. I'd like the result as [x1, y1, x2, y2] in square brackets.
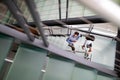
[43, 55, 74, 80]
[5, 44, 47, 80]
[97, 72, 115, 80]
[72, 64, 97, 80]
[0, 33, 14, 71]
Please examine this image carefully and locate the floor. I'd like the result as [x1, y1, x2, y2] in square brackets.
[47, 35, 116, 70]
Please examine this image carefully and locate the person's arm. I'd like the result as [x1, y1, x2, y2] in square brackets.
[73, 40, 77, 42]
[82, 40, 87, 50]
[82, 45, 85, 50]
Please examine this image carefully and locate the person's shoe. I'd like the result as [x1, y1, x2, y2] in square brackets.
[87, 57, 90, 60]
[84, 53, 87, 58]
[68, 44, 70, 46]
[84, 56, 87, 59]
[71, 46, 75, 51]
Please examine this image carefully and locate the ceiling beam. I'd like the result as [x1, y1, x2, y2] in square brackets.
[22, 16, 107, 27]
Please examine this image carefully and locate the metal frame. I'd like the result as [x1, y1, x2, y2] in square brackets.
[115, 68, 120, 72]
[0, 24, 117, 77]
[115, 29, 120, 77]
[2, 0, 35, 41]
[115, 64, 120, 68]
[24, 0, 49, 47]
[25, 16, 107, 26]
[115, 59, 120, 63]
[44, 27, 115, 39]
[76, 28, 115, 38]
[43, 25, 115, 38]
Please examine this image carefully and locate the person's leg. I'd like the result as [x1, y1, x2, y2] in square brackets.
[88, 53, 92, 59]
[67, 40, 72, 46]
[69, 42, 75, 52]
[84, 51, 86, 59]
[84, 53, 87, 59]
[67, 40, 75, 53]
[71, 44, 75, 53]
[84, 48, 89, 58]
[69, 42, 73, 47]
[86, 52, 92, 60]
[68, 42, 75, 53]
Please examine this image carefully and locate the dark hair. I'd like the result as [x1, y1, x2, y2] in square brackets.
[86, 35, 95, 41]
[74, 32, 79, 35]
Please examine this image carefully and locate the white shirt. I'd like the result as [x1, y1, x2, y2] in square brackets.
[84, 40, 93, 51]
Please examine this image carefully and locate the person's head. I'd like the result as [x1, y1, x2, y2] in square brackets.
[73, 32, 79, 37]
[86, 35, 95, 41]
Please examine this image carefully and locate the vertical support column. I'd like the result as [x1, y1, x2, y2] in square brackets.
[88, 24, 94, 34]
[58, 0, 62, 20]
[24, 0, 49, 47]
[2, 0, 35, 41]
[66, 0, 69, 20]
